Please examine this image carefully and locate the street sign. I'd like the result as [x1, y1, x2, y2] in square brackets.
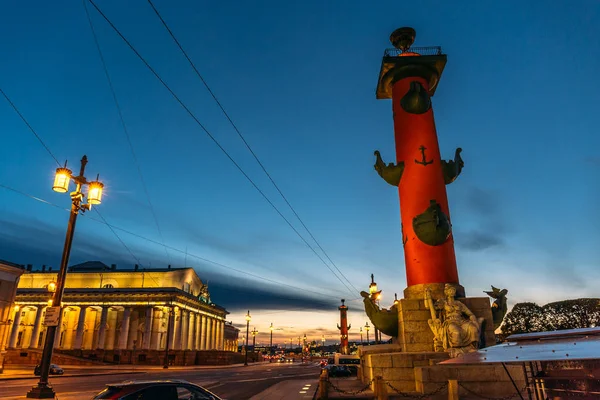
[44, 307, 61, 326]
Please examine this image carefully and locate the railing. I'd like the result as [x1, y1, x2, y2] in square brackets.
[384, 46, 443, 57]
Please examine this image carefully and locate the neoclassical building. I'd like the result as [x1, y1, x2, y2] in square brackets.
[0, 260, 25, 368]
[9, 261, 233, 362]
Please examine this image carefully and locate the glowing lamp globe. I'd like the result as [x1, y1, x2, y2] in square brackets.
[245, 311, 251, 322]
[87, 181, 104, 205]
[53, 167, 72, 193]
[47, 282, 57, 293]
[47, 299, 53, 307]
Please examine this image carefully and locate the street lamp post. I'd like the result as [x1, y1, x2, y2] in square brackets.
[303, 334, 307, 355]
[27, 155, 103, 399]
[244, 311, 251, 366]
[269, 323, 273, 357]
[360, 327, 363, 345]
[321, 336, 325, 353]
[251, 327, 258, 351]
[163, 305, 177, 369]
[365, 322, 370, 345]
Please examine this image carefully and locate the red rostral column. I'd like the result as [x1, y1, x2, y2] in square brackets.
[337, 299, 350, 355]
[374, 28, 465, 299]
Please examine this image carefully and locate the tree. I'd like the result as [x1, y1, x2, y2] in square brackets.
[501, 298, 600, 338]
[501, 302, 546, 336]
[543, 299, 600, 331]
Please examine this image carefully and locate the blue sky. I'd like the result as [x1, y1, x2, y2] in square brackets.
[1, 1, 599, 342]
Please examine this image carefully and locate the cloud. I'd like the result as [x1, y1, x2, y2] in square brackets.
[453, 185, 509, 251]
[0, 213, 338, 314]
[202, 271, 338, 312]
[456, 230, 503, 251]
[584, 156, 600, 166]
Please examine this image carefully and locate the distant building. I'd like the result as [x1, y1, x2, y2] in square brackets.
[0, 260, 25, 369]
[10, 261, 230, 363]
[223, 322, 240, 352]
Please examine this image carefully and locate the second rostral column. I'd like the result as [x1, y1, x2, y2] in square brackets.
[374, 27, 465, 300]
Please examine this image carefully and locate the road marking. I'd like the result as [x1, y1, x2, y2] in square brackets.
[233, 372, 317, 383]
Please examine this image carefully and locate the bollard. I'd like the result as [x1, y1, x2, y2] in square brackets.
[318, 368, 329, 399]
[448, 379, 459, 400]
[374, 376, 388, 400]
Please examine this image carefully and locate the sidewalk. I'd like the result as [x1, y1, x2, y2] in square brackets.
[249, 378, 318, 400]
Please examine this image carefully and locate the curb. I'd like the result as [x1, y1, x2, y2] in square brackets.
[0, 371, 146, 381]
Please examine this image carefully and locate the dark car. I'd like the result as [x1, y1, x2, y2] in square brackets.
[325, 365, 352, 378]
[92, 379, 222, 400]
[34, 364, 64, 376]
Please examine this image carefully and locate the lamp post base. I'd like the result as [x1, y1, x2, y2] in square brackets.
[26, 384, 56, 398]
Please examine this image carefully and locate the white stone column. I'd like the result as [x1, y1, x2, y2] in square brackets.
[53, 308, 64, 349]
[63, 308, 77, 349]
[28, 307, 44, 349]
[118, 308, 131, 350]
[214, 319, 219, 349]
[166, 308, 175, 350]
[8, 307, 23, 349]
[142, 307, 153, 349]
[194, 313, 201, 350]
[181, 310, 189, 350]
[127, 309, 139, 349]
[212, 318, 218, 349]
[219, 320, 225, 350]
[96, 306, 109, 349]
[105, 308, 119, 350]
[73, 307, 87, 350]
[200, 315, 207, 350]
[214, 319, 219, 350]
[174, 309, 183, 350]
[83, 309, 96, 349]
[150, 308, 161, 350]
[205, 317, 213, 349]
[187, 312, 195, 350]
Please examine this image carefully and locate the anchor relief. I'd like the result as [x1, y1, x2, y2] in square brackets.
[414, 145, 433, 166]
[412, 199, 451, 246]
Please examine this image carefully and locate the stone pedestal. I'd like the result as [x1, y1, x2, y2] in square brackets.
[397, 296, 495, 353]
[361, 350, 450, 392]
[404, 282, 465, 300]
[415, 363, 526, 399]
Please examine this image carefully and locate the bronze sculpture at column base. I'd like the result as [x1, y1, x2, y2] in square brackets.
[425, 284, 484, 358]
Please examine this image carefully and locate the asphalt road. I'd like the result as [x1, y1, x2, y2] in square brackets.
[1, 362, 320, 400]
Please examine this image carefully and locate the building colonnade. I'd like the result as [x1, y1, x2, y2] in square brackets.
[4, 304, 226, 352]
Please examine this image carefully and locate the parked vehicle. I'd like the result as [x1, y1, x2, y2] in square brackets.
[92, 379, 222, 400]
[324, 365, 352, 378]
[34, 364, 64, 376]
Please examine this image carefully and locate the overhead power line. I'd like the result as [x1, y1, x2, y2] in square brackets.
[94, 208, 143, 267]
[0, 182, 355, 302]
[0, 82, 146, 278]
[145, 0, 360, 295]
[86, 0, 358, 297]
[0, 88, 61, 167]
[82, 0, 171, 263]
